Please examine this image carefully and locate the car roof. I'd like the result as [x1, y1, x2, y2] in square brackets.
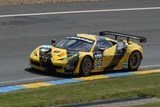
[76, 34, 97, 40]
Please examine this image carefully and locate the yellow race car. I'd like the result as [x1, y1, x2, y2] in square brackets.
[29, 31, 146, 76]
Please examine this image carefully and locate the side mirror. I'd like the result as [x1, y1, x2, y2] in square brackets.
[51, 38, 56, 46]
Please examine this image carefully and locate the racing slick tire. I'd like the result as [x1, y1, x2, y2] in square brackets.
[128, 50, 142, 71]
[80, 56, 92, 76]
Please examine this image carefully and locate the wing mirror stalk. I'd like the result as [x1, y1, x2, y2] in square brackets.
[51, 38, 56, 46]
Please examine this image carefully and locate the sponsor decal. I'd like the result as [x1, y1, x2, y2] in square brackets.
[67, 37, 94, 43]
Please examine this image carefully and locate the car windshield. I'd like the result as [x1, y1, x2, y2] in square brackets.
[55, 37, 94, 52]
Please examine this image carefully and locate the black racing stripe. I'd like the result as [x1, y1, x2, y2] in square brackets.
[65, 50, 79, 72]
[40, 49, 52, 67]
[104, 47, 127, 70]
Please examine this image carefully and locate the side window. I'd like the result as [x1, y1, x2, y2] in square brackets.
[94, 39, 113, 52]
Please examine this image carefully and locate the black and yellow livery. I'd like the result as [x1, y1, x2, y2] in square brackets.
[30, 31, 146, 76]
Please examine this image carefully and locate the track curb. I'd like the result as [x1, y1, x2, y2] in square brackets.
[0, 69, 160, 94]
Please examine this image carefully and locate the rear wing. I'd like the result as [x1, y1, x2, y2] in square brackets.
[99, 31, 146, 43]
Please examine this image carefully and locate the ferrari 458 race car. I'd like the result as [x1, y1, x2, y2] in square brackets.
[29, 31, 146, 76]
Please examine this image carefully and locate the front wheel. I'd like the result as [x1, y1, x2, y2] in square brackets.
[80, 56, 92, 76]
[128, 51, 142, 71]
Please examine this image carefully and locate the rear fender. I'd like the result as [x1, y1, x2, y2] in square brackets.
[113, 43, 143, 70]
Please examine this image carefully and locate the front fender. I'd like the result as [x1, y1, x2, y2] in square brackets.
[74, 52, 93, 73]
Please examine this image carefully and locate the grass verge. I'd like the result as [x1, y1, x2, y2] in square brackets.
[0, 73, 160, 107]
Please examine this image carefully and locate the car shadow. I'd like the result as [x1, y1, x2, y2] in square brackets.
[25, 68, 79, 78]
[25, 68, 131, 79]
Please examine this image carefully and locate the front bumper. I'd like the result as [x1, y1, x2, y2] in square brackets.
[30, 60, 76, 74]
[30, 59, 62, 70]
[29, 48, 79, 74]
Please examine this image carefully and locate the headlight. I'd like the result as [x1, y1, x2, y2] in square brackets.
[60, 53, 79, 61]
[30, 49, 38, 57]
[33, 50, 38, 56]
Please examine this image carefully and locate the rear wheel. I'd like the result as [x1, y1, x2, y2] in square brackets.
[80, 56, 92, 76]
[128, 51, 142, 71]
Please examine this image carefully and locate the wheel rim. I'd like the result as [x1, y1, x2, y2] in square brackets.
[82, 59, 92, 75]
[130, 52, 141, 69]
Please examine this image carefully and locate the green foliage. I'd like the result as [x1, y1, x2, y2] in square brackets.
[0, 73, 159, 107]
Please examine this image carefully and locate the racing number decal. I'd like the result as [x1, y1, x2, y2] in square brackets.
[94, 58, 102, 66]
[94, 53, 103, 67]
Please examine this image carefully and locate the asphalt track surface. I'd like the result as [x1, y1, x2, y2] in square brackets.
[0, 0, 160, 86]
